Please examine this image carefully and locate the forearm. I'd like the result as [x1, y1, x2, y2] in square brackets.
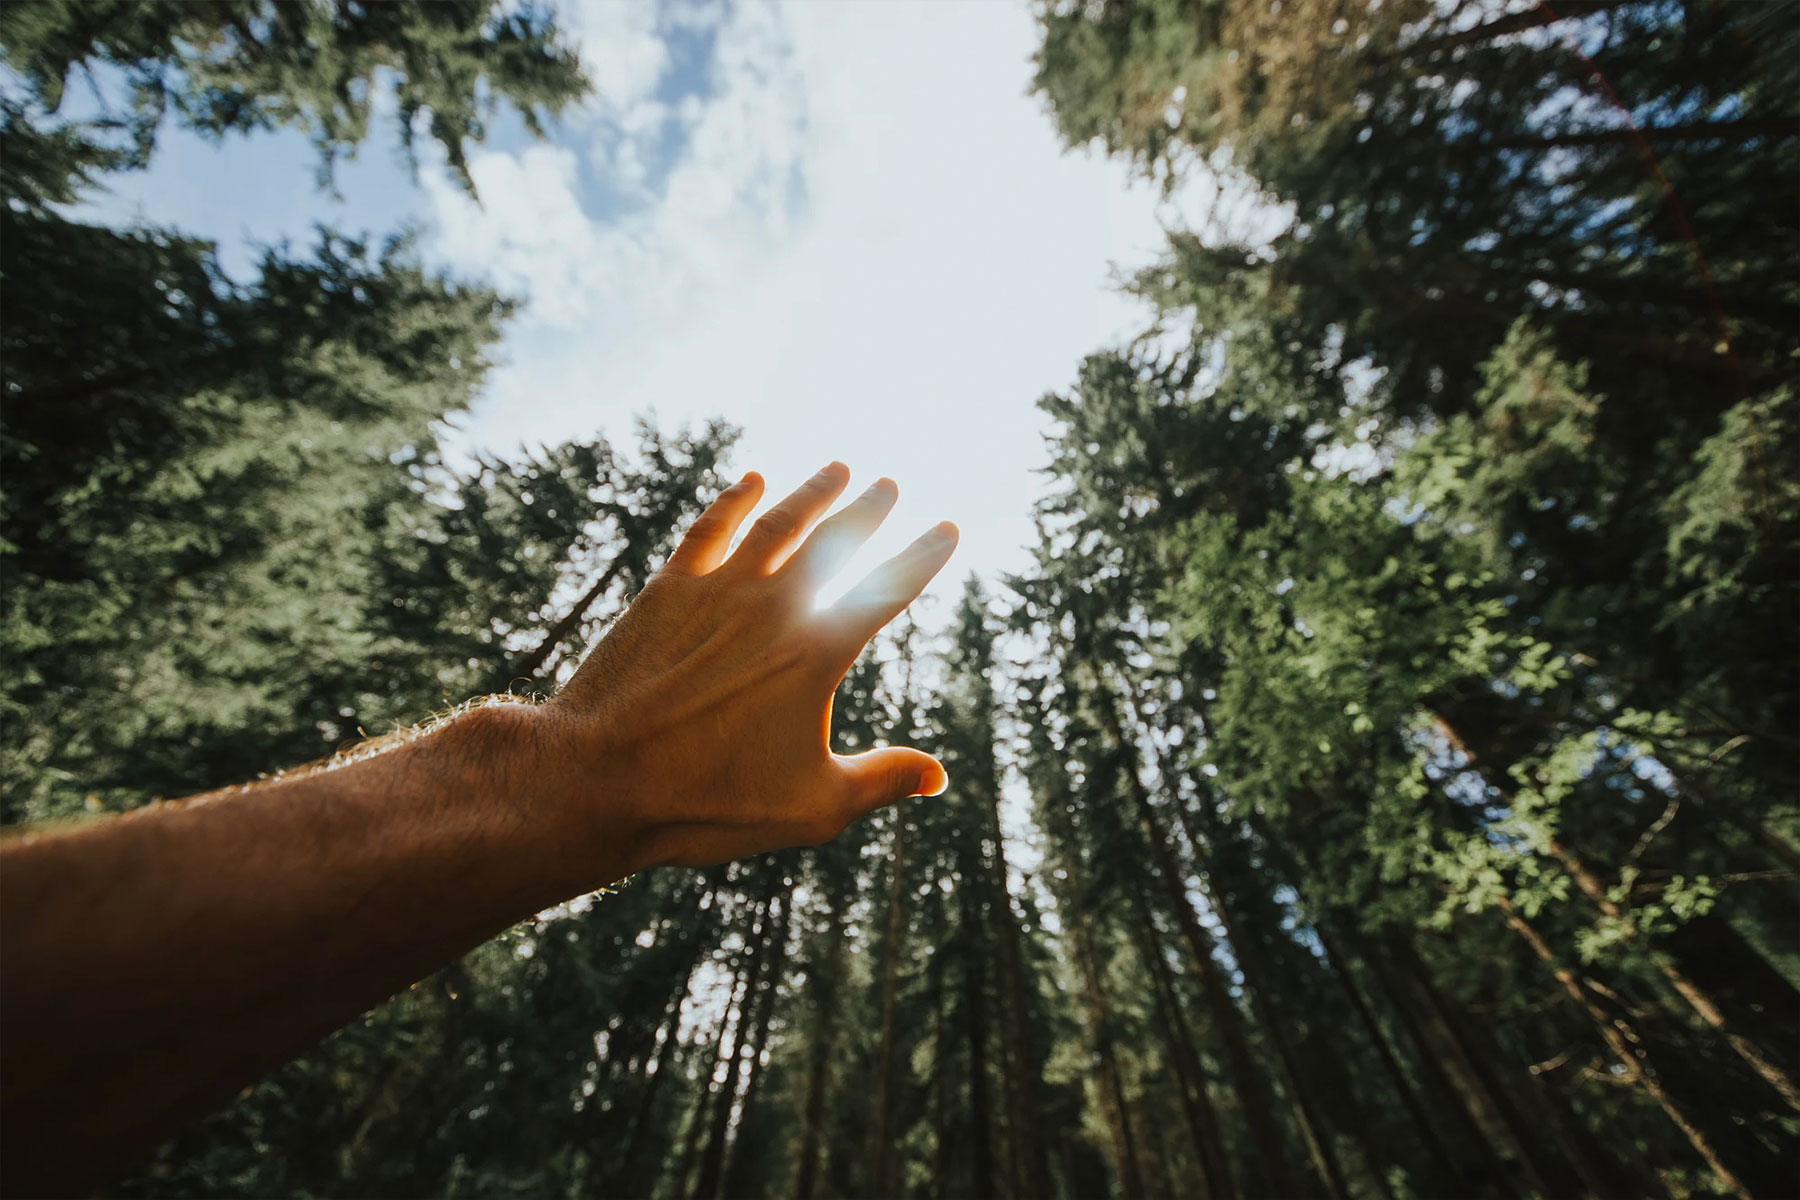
[0, 700, 638, 1192]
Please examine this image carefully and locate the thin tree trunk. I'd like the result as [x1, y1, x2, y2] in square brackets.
[723, 891, 790, 1196]
[1487, 115, 1800, 151]
[1196, 871, 1352, 1200]
[979, 776, 1053, 1200]
[937, 893, 961, 1195]
[1432, 708, 1800, 1122]
[1126, 869, 1233, 1200]
[1547, 836, 1800, 1112]
[961, 947, 996, 1199]
[1135, 1092, 1179, 1200]
[871, 815, 908, 1195]
[958, 853, 996, 1200]
[1245, 816, 1493, 1195]
[1314, 924, 1462, 1191]
[611, 992, 686, 1194]
[1107, 693, 1331, 1199]
[1494, 894, 1757, 1199]
[1373, 952, 1536, 1191]
[676, 945, 749, 1200]
[488, 552, 628, 689]
[793, 893, 846, 1200]
[1333, 1079, 1399, 1200]
[692, 892, 770, 1200]
[1396, 0, 1633, 59]
[608, 919, 714, 1195]
[1072, 915, 1146, 1199]
[1663, 913, 1800, 1063]
[1533, 1055, 1674, 1200]
[1411, 930, 1640, 1198]
[1127, 786, 1303, 1197]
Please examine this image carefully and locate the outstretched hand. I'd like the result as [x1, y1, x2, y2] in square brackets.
[531, 461, 958, 874]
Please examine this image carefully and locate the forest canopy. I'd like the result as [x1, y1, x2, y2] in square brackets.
[1, 0, 1795, 1197]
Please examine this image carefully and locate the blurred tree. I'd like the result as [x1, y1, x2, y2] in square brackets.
[0, 0, 587, 191]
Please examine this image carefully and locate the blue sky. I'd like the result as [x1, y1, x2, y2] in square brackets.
[74, 0, 1205, 608]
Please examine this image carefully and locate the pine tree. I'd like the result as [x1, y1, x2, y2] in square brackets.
[0, 0, 587, 191]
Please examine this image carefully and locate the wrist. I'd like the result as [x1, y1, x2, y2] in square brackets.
[449, 699, 660, 896]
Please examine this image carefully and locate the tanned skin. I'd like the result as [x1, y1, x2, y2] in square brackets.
[0, 463, 958, 1196]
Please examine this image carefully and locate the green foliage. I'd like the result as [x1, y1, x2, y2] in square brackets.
[0, 0, 588, 192]
[1027, 1, 1800, 1192]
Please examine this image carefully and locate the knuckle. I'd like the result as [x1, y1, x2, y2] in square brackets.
[756, 507, 801, 540]
[881, 764, 912, 799]
[745, 572, 791, 611]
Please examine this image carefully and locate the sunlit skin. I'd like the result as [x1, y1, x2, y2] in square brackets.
[0, 462, 957, 1196]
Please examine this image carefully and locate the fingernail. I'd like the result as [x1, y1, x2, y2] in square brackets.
[929, 521, 959, 542]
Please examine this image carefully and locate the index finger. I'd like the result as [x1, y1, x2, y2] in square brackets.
[819, 521, 958, 649]
[665, 472, 765, 575]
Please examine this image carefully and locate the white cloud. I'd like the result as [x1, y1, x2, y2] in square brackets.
[555, 0, 670, 115]
[436, 0, 1188, 602]
[427, 0, 805, 337]
[428, 145, 600, 327]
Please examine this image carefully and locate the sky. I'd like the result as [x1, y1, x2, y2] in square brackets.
[81, 0, 1196, 611]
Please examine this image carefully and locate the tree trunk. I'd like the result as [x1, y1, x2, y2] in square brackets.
[692, 892, 770, 1200]
[610, 987, 687, 1195]
[1072, 914, 1146, 1199]
[1395, 0, 1634, 59]
[1242, 816, 1520, 1197]
[933, 894, 953, 1191]
[793, 894, 846, 1200]
[1663, 912, 1800, 1063]
[1547, 836, 1800, 1112]
[676, 944, 750, 1200]
[871, 815, 908, 1195]
[723, 890, 790, 1197]
[1135, 1091, 1179, 1200]
[1126, 869, 1234, 1200]
[487, 552, 628, 690]
[607, 916, 714, 1196]
[1488, 115, 1800, 152]
[1195, 870, 1352, 1200]
[979, 777, 1053, 1200]
[1385, 935, 1606, 1199]
[1433, 706, 1800, 1123]
[1312, 923, 1462, 1190]
[1533, 1054, 1675, 1200]
[957, 851, 997, 1200]
[960, 943, 996, 1199]
[1495, 894, 1765, 1199]
[1128, 786, 1304, 1197]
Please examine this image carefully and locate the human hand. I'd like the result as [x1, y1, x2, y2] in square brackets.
[530, 462, 957, 875]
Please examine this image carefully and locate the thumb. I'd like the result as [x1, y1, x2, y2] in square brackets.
[837, 746, 948, 819]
